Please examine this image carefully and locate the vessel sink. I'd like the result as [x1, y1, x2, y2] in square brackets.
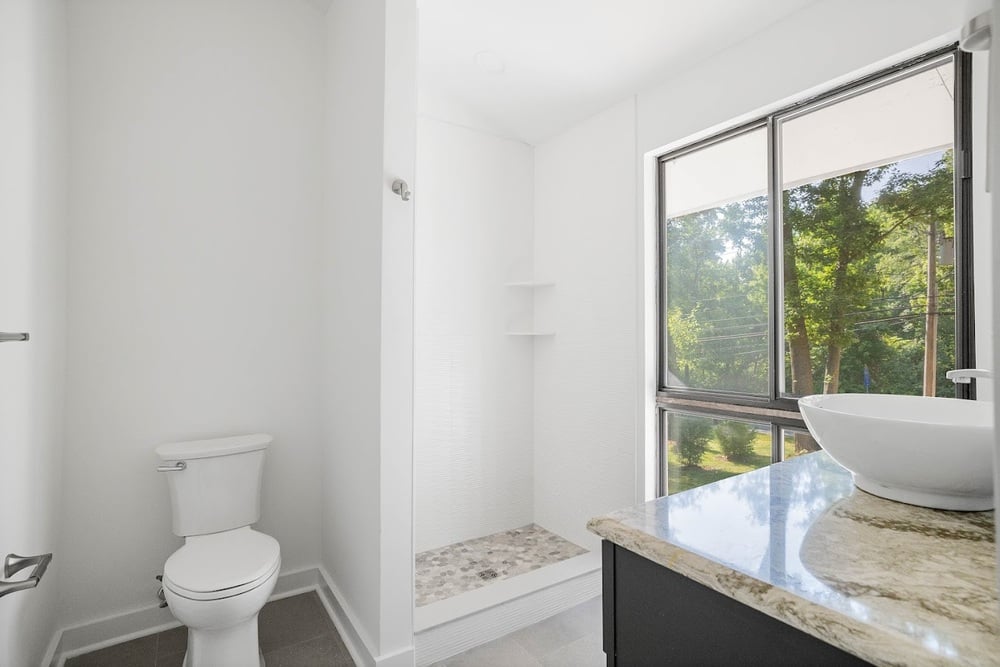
[798, 394, 994, 511]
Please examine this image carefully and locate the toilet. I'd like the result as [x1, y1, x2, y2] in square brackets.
[156, 433, 281, 667]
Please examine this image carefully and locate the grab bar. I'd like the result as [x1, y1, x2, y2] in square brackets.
[0, 553, 52, 599]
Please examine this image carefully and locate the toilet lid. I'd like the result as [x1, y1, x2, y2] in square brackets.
[164, 528, 280, 599]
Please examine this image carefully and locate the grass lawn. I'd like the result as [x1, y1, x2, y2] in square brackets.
[666, 431, 772, 494]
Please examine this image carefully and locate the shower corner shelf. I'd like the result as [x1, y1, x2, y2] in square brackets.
[505, 331, 555, 336]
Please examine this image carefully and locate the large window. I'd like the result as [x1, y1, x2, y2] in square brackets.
[658, 48, 973, 496]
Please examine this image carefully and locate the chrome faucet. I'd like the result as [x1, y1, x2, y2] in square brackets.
[945, 368, 993, 384]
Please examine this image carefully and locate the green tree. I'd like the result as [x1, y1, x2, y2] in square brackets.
[674, 416, 713, 467]
[666, 151, 955, 405]
[665, 196, 769, 394]
[715, 421, 756, 462]
[784, 168, 886, 395]
[782, 151, 954, 399]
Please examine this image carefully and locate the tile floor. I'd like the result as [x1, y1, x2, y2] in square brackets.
[432, 595, 604, 667]
[64, 589, 605, 667]
[65, 591, 353, 667]
[415, 524, 588, 607]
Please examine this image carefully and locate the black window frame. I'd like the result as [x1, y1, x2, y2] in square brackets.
[655, 45, 974, 494]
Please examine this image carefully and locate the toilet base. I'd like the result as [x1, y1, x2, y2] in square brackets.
[180, 613, 265, 667]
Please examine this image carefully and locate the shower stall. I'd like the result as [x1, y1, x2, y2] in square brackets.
[411, 103, 637, 662]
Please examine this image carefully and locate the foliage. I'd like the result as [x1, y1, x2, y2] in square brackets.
[665, 196, 769, 394]
[673, 416, 713, 467]
[715, 421, 756, 462]
[667, 430, 772, 494]
[666, 150, 956, 399]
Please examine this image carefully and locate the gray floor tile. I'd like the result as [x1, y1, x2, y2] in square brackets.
[70, 592, 338, 666]
[154, 650, 186, 667]
[537, 630, 604, 667]
[508, 597, 599, 657]
[65, 634, 157, 667]
[258, 591, 336, 653]
[155, 625, 187, 660]
[438, 636, 543, 667]
[562, 594, 602, 623]
[435, 597, 604, 667]
[264, 633, 355, 667]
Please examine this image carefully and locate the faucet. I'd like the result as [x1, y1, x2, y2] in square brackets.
[945, 368, 993, 384]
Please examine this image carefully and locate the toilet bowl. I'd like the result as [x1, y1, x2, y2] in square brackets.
[163, 527, 281, 667]
[156, 434, 280, 667]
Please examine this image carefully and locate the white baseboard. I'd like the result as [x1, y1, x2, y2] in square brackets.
[313, 566, 377, 667]
[312, 566, 415, 667]
[413, 552, 602, 666]
[47, 567, 373, 667]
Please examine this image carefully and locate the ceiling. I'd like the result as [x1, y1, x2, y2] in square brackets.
[418, 0, 820, 144]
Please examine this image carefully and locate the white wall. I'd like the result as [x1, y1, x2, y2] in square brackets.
[0, 0, 67, 664]
[637, 0, 990, 153]
[323, 0, 415, 662]
[62, 0, 326, 627]
[973, 49, 994, 403]
[988, 0, 1000, 594]
[532, 98, 639, 551]
[413, 117, 536, 553]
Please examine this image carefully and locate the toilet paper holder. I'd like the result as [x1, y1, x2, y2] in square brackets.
[0, 552, 52, 598]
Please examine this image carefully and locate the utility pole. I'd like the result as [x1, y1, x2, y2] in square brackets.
[922, 220, 938, 397]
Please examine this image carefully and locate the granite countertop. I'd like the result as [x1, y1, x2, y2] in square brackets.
[587, 451, 999, 667]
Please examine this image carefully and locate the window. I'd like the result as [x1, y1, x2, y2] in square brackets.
[657, 47, 973, 496]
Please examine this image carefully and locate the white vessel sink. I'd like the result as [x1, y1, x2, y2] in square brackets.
[798, 394, 994, 511]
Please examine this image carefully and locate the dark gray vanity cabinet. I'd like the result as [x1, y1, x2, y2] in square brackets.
[601, 541, 872, 666]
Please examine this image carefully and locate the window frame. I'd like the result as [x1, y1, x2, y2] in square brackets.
[656, 45, 975, 425]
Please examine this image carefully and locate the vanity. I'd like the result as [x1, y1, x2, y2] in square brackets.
[587, 452, 999, 666]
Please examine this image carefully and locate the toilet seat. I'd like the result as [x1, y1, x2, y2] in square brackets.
[163, 527, 280, 601]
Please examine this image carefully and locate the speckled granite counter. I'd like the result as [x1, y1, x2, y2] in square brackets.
[587, 452, 999, 667]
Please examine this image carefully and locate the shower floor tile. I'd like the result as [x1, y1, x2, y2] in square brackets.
[415, 524, 588, 607]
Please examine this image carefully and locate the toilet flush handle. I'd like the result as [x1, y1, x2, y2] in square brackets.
[156, 461, 187, 472]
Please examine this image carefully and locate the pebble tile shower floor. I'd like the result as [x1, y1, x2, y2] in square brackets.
[415, 524, 588, 607]
[64, 591, 353, 667]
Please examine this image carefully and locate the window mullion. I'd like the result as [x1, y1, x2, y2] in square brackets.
[767, 116, 782, 403]
[954, 49, 975, 400]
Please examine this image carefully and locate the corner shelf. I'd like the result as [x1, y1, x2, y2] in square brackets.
[504, 280, 556, 337]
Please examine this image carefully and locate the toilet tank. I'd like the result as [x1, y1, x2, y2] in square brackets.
[155, 433, 272, 537]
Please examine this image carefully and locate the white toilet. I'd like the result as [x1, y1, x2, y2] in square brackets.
[156, 433, 281, 667]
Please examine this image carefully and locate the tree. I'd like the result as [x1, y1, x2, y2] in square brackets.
[782, 151, 954, 399]
[665, 151, 955, 406]
[876, 152, 955, 396]
[783, 168, 886, 395]
[715, 421, 756, 462]
[665, 196, 769, 394]
[674, 417, 713, 467]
